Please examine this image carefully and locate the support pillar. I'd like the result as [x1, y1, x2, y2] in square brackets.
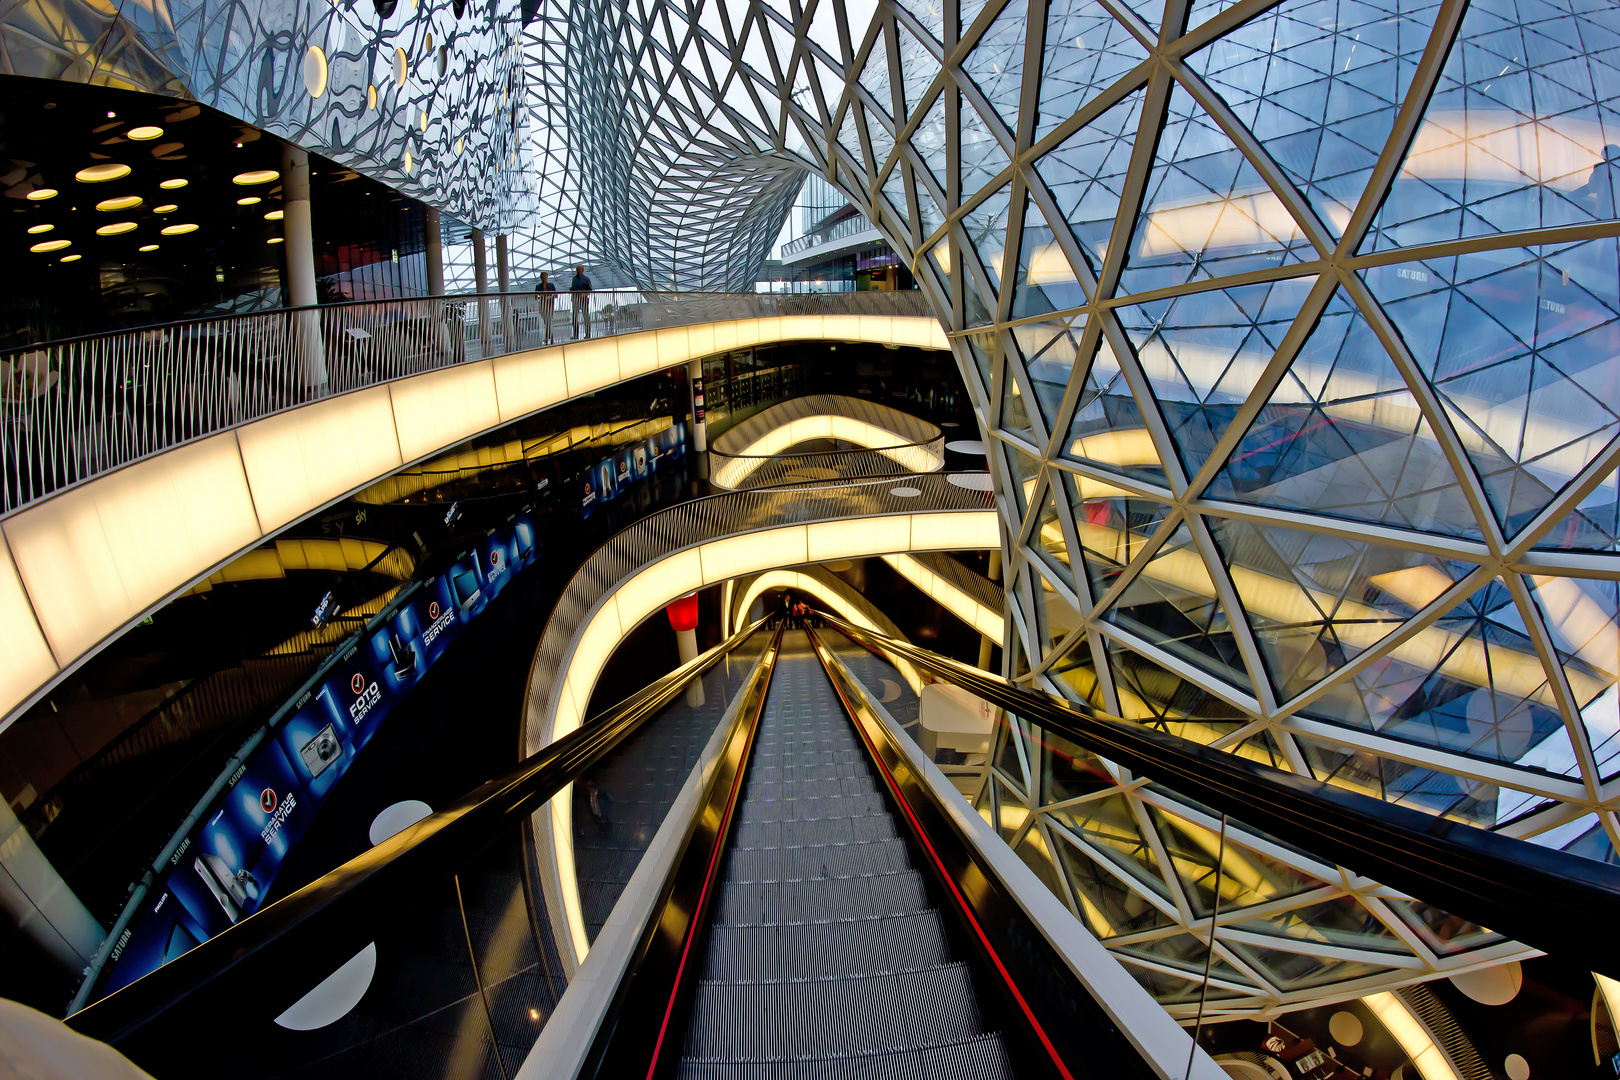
[423, 206, 444, 296]
[496, 233, 516, 350]
[281, 144, 326, 391]
[978, 548, 1002, 671]
[471, 228, 491, 357]
[667, 593, 706, 708]
[1, 798, 104, 980]
[686, 360, 708, 453]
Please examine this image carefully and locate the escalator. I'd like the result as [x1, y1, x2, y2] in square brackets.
[62, 615, 1620, 1080]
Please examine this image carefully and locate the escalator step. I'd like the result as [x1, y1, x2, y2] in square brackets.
[674, 1031, 1015, 1079]
[713, 871, 933, 926]
[700, 908, 952, 982]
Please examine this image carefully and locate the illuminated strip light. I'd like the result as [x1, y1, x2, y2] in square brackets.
[880, 553, 1003, 645]
[712, 413, 944, 488]
[541, 510, 1000, 965]
[1363, 992, 1462, 1080]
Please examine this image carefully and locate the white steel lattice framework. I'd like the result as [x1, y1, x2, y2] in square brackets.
[522, 0, 1620, 1019]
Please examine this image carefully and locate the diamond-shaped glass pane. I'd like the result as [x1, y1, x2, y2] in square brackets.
[962, 0, 1028, 133]
[1011, 313, 1086, 425]
[1037, 0, 1149, 143]
[1034, 88, 1145, 273]
[1011, 192, 1087, 320]
[897, 20, 941, 119]
[1105, 541, 1256, 694]
[961, 93, 1014, 201]
[1063, 336, 1168, 486]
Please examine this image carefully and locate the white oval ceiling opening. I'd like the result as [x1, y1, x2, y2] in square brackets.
[369, 800, 433, 846]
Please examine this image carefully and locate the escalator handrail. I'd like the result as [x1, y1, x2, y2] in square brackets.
[824, 616, 1620, 979]
[67, 618, 772, 1048]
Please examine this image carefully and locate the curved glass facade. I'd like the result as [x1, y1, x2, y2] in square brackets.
[505, 0, 1620, 1014]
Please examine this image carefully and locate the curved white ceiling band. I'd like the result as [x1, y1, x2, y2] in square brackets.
[0, 315, 947, 732]
[728, 569, 923, 693]
[534, 509, 999, 970]
[878, 553, 1004, 646]
[711, 414, 944, 488]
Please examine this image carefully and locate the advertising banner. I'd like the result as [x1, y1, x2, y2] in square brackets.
[100, 513, 542, 995]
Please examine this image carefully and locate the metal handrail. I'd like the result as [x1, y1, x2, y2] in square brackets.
[0, 289, 932, 519]
[824, 616, 1620, 981]
[780, 213, 876, 257]
[522, 471, 993, 754]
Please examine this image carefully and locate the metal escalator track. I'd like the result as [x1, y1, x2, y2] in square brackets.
[679, 631, 1015, 1077]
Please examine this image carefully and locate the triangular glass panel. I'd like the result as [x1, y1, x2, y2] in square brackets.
[1206, 287, 1486, 540]
[1038, 575, 1084, 654]
[961, 0, 1028, 134]
[994, 715, 1032, 793]
[1047, 640, 1108, 709]
[1203, 513, 1474, 704]
[1014, 823, 1069, 899]
[915, 174, 946, 238]
[1031, 478, 1077, 588]
[857, 24, 895, 119]
[1227, 942, 1391, 991]
[1073, 493, 1172, 605]
[896, 20, 941, 119]
[1524, 573, 1620, 780]
[1187, 0, 1441, 239]
[835, 103, 864, 168]
[1185, 0, 1238, 28]
[1011, 192, 1087, 320]
[1122, 84, 1315, 295]
[880, 163, 911, 226]
[961, 93, 1014, 202]
[1104, 537, 1257, 698]
[1004, 441, 1044, 511]
[962, 180, 1013, 295]
[1063, 336, 1169, 486]
[1386, 898, 1504, 956]
[1113, 935, 1254, 993]
[991, 774, 1029, 841]
[910, 90, 950, 199]
[963, 266, 995, 328]
[1011, 314, 1086, 427]
[1046, 791, 1174, 899]
[1534, 466, 1620, 555]
[1231, 727, 1287, 770]
[1033, 88, 1145, 275]
[1147, 806, 1328, 918]
[1366, 239, 1620, 538]
[896, 0, 946, 41]
[1363, 0, 1620, 253]
[1230, 894, 1407, 952]
[866, 109, 896, 173]
[1117, 275, 1315, 475]
[1049, 824, 1178, 940]
[1036, 0, 1149, 144]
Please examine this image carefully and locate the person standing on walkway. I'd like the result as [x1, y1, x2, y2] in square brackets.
[570, 264, 593, 340]
[535, 272, 558, 345]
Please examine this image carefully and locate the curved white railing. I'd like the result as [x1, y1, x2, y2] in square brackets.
[708, 393, 945, 489]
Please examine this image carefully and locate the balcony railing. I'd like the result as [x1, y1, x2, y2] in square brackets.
[780, 213, 876, 257]
[0, 289, 932, 518]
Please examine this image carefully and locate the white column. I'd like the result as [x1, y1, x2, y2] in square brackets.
[675, 629, 706, 707]
[423, 206, 444, 296]
[280, 144, 326, 390]
[496, 233, 515, 350]
[686, 360, 708, 452]
[1, 798, 104, 977]
[472, 228, 491, 357]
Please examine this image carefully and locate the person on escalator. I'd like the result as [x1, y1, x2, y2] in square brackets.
[583, 779, 613, 837]
[779, 592, 792, 628]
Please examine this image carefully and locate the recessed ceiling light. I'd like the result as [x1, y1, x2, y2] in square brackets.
[264, 209, 284, 220]
[268, 237, 284, 244]
[159, 178, 187, 190]
[60, 254, 81, 262]
[154, 204, 178, 213]
[106, 111, 116, 119]
[237, 196, 261, 206]
[76, 163, 132, 183]
[96, 195, 143, 211]
[26, 224, 53, 235]
[160, 223, 199, 235]
[127, 126, 163, 140]
[30, 239, 71, 252]
[26, 188, 58, 201]
[232, 170, 279, 185]
[96, 221, 138, 236]
[138, 244, 159, 252]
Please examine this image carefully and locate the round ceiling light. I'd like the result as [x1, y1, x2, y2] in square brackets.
[160, 223, 199, 235]
[60, 254, 81, 263]
[96, 195, 143, 211]
[154, 203, 178, 213]
[232, 170, 279, 185]
[304, 46, 328, 98]
[159, 178, 187, 190]
[96, 221, 138, 236]
[394, 47, 408, 87]
[264, 209, 284, 220]
[30, 239, 71, 252]
[26, 188, 58, 201]
[367, 84, 378, 111]
[26, 224, 53, 235]
[127, 125, 164, 140]
[76, 163, 132, 183]
[138, 244, 159, 252]
[237, 196, 261, 205]
[403, 150, 413, 174]
[268, 236, 284, 244]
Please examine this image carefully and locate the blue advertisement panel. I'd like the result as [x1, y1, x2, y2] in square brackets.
[100, 514, 543, 996]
